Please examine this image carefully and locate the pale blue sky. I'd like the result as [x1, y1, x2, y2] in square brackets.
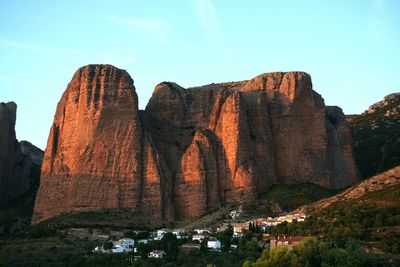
[1, 0, 399, 149]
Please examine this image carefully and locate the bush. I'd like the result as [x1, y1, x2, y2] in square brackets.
[27, 223, 57, 238]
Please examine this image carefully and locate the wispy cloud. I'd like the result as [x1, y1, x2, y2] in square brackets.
[367, 0, 388, 44]
[0, 38, 89, 57]
[0, 74, 38, 87]
[371, 0, 385, 9]
[192, 0, 221, 39]
[104, 14, 169, 42]
[104, 15, 166, 31]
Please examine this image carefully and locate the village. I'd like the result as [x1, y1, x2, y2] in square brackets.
[90, 207, 307, 260]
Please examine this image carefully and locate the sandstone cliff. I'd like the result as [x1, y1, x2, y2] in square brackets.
[0, 102, 43, 207]
[32, 65, 360, 223]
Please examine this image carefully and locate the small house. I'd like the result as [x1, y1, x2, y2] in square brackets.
[207, 238, 222, 250]
[270, 236, 304, 251]
[192, 234, 206, 242]
[118, 238, 134, 250]
[149, 249, 166, 258]
[111, 244, 125, 253]
[194, 228, 210, 234]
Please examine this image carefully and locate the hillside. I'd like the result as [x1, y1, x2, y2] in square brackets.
[294, 166, 400, 214]
[276, 166, 400, 260]
[177, 183, 337, 229]
[348, 93, 400, 179]
[244, 183, 338, 216]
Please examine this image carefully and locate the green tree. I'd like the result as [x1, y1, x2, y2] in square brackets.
[105, 240, 114, 250]
[219, 225, 233, 251]
[253, 246, 298, 267]
[292, 237, 327, 267]
[162, 232, 178, 261]
[244, 240, 258, 251]
[136, 242, 151, 259]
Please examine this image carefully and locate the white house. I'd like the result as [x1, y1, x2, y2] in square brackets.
[118, 238, 134, 251]
[194, 229, 210, 234]
[207, 238, 222, 250]
[192, 234, 205, 242]
[155, 229, 168, 240]
[107, 238, 134, 253]
[172, 229, 185, 239]
[149, 250, 166, 258]
[111, 244, 125, 253]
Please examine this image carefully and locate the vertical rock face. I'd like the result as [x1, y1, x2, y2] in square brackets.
[0, 103, 43, 207]
[33, 65, 360, 223]
[0, 102, 19, 206]
[33, 65, 144, 223]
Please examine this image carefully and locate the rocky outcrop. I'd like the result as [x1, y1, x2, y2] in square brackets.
[32, 65, 360, 223]
[364, 93, 400, 115]
[0, 102, 43, 207]
[348, 92, 400, 178]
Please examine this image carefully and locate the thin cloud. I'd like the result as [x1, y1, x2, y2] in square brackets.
[0, 74, 37, 87]
[104, 14, 169, 42]
[0, 38, 88, 57]
[192, 0, 221, 39]
[367, 0, 388, 43]
[372, 0, 385, 9]
[104, 14, 166, 31]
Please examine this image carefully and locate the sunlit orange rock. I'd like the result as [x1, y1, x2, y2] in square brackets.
[32, 65, 360, 223]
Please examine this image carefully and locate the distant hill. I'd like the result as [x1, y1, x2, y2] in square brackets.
[348, 93, 400, 179]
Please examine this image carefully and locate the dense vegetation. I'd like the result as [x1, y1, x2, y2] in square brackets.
[266, 184, 400, 265]
[244, 237, 390, 267]
[349, 93, 400, 179]
[0, 225, 263, 266]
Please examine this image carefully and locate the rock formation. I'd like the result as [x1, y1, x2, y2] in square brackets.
[0, 102, 43, 207]
[32, 64, 360, 223]
[348, 92, 400, 178]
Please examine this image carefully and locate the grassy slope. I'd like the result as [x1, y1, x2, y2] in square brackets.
[43, 208, 170, 230]
[244, 183, 338, 216]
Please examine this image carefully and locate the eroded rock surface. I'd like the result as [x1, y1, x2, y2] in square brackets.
[33, 65, 360, 223]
